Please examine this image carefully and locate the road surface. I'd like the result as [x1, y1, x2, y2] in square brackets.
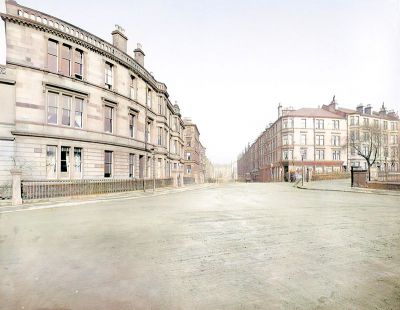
[1, 183, 399, 309]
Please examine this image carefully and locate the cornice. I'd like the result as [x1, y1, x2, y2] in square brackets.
[1, 11, 169, 97]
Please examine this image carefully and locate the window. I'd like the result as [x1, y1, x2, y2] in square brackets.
[283, 135, 288, 145]
[172, 140, 177, 154]
[104, 106, 113, 133]
[288, 134, 293, 145]
[333, 120, 339, 130]
[46, 145, 57, 179]
[146, 122, 151, 142]
[186, 165, 192, 174]
[363, 118, 369, 126]
[391, 122, 397, 131]
[300, 148, 307, 160]
[374, 120, 379, 128]
[61, 95, 71, 126]
[391, 135, 398, 144]
[350, 116, 354, 126]
[129, 153, 135, 178]
[157, 127, 162, 145]
[47, 39, 58, 72]
[316, 149, 325, 160]
[316, 119, 324, 129]
[384, 135, 388, 144]
[105, 62, 113, 89]
[186, 139, 191, 147]
[331, 135, 340, 146]
[75, 98, 83, 128]
[186, 152, 191, 160]
[332, 150, 341, 160]
[74, 148, 82, 175]
[129, 114, 136, 138]
[300, 133, 307, 145]
[47, 92, 58, 124]
[301, 119, 306, 128]
[130, 76, 136, 99]
[147, 89, 152, 108]
[60, 44, 71, 76]
[74, 49, 83, 78]
[158, 96, 163, 115]
[60, 146, 70, 173]
[104, 151, 113, 178]
[384, 121, 388, 130]
[316, 135, 324, 146]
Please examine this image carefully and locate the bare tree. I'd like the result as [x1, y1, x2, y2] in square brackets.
[350, 125, 382, 181]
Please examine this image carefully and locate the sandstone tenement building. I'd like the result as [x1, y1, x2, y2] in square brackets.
[0, 0, 210, 193]
[238, 98, 399, 182]
[183, 118, 207, 184]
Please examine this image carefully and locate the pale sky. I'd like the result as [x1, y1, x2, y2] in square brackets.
[1, 0, 400, 164]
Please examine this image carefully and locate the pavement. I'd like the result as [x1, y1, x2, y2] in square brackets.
[1, 182, 400, 309]
[0, 183, 214, 212]
[298, 178, 400, 196]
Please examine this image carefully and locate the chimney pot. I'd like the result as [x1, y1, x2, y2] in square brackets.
[111, 25, 128, 53]
[356, 104, 364, 115]
[134, 43, 145, 67]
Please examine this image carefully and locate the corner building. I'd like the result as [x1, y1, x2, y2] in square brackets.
[238, 101, 349, 182]
[0, 1, 186, 187]
[182, 118, 206, 184]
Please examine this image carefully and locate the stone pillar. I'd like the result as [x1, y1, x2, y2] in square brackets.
[10, 168, 22, 205]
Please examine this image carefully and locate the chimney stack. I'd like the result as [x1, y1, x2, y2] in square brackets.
[112, 25, 127, 53]
[379, 102, 387, 116]
[278, 103, 282, 118]
[356, 104, 364, 115]
[134, 43, 145, 67]
[364, 104, 372, 115]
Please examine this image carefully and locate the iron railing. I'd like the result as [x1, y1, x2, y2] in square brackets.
[21, 178, 173, 200]
[0, 183, 12, 200]
[377, 172, 400, 183]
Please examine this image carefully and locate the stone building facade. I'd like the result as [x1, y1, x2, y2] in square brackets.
[182, 118, 207, 184]
[322, 100, 399, 172]
[238, 97, 398, 182]
[0, 0, 191, 191]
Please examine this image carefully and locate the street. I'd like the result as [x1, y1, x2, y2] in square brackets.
[1, 183, 400, 310]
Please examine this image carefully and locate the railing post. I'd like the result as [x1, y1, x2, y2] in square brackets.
[10, 168, 23, 205]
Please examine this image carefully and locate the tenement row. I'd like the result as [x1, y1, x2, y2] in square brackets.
[0, 0, 213, 196]
[237, 97, 399, 182]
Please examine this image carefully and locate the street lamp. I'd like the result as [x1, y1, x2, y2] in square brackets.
[301, 154, 304, 187]
[151, 148, 155, 192]
[385, 156, 388, 182]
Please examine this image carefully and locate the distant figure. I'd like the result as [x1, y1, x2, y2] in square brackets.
[293, 171, 302, 187]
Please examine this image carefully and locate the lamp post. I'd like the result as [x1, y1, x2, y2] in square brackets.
[151, 148, 155, 192]
[301, 155, 304, 187]
[385, 156, 388, 182]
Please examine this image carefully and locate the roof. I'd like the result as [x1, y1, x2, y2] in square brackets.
[337, 107, 357, 114]
[285, 108, 345, 119]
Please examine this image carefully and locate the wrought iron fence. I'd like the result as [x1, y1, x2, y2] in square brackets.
[21, 178, 173, 200]
[377, 172, 400, 183]
[183, 177, 195, 185]
[0, 183, 12, 200]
